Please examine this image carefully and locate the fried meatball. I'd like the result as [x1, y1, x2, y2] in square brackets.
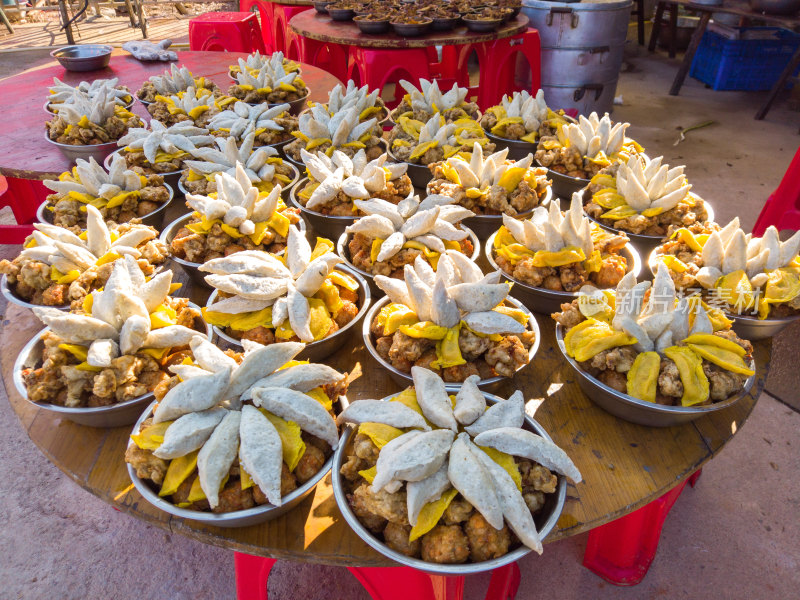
[383, 522, 421, 557]
[214, 480, 255, 513]
[351, 483, 409, 526]
[442, 497, 474, 525]
[295, 444, 326, 483]
[464, 513, 511, 562]
[420, 525, 470, 564]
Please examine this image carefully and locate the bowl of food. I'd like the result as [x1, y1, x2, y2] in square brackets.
[462, 13, 503, 32]
[135, 64, 219, 106]
[332, 371, 578, 573]
[390, 79, 481, 124]
[202, 238, 371, 363]
[648, 219, 800, 341]
[355, 14, 392, 34]
[44, 132, 119, 165]
[304, 81, 390, 129]
[335, 194, 481, 297]
[552, 265, 757, 427]
[391, 18, 433, 36]
[45, 77, 134, 115]
[1, 273, 69, 311]
[50, 44, 112, 71]
[228, 55, 309, 116]
[126, 341, 354, 526]
[328, 2, 359, 20]
[314, 0, 333, 12]
[486, 195, 641, 314]
[13, 262, 211, 427]
[363, 256, 540, 391]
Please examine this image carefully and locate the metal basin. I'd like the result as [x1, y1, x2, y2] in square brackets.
[386, 146, 433, 190]
[555, 323, 755, 427]
[2, 274, 70, 312]
[44, 131, 118, 164]
[206, 265, 371, 362]
[485, 230, 641, 314]
[336, 227, 481, 298]
[462, 186, 553, 240]
[287, 178, 361, 240]
[331, 392, 567, 575]
[14, 314, 211, 428]
[539, 162, 589, 201]
[177, 161, 300, 201]
[485, 131, 537, 161]
[363, 296, 540, 392]
[127, 394, 349, 527]
[50, 44, 112, 71]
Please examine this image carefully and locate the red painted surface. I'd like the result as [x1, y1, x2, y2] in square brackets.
[753, 144, 800, 234]
[0, 177, 46, 244]
[346, 47, 432, 109]
[240, 0, 276, 53]
[189, 12, 266, 53]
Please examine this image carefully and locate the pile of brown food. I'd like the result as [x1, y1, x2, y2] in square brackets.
[208, 101, 300, 148]
[463, 6, 513, 20]
[136, 65, 219, 103]
[388, 113, 494, 166]
[46, 104, 143, 146]
[145, 87, 226, 128]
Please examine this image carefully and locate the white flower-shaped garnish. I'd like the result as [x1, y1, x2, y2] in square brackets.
[326, 80, 381, 115]
[399, 78, 468, 113]
[201, 226, 344, 343]
[33, 256, 199, 360]
[440, 143, 535, 190]
[147, 64, 205, 95]
[234, 54, 300, 91]
[417, 113, 456, 146]
[49, 77, 130, 106]
[157, 86, 215, 117]
[346, 193, 473, 262]
[337, 368, 581, 555]
[185, 164, 284, 236]
[18, 204, 157, 272]
[299, 148, 407, 210]
[615, 154, 691, 214]
[141, 340, 344, 509]
[116, 121, 214, 164]
[500, 90, 549, 132]
[43, 154, 144, 200]
[53, 87, 117, 126]
[209, 101, 290, 140]
[184, 130, 283, 183]
[297, 105, 377, 147]
[502, 193, 592, 257]
[562, 112, 629, 159]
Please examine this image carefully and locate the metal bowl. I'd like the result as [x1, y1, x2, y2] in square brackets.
[542, 165, 589, 202]
[391, 20, 433, 36]
[486, 230, 642, 314]
[329, 7, 356, 20]
[50, 44, 112, 72]
[462, 16, 503, 32]
[104, 147, 182, 190]
[177, 161, 299, 201]
[462, 186, 552, 240]
[431, 15, 460, 31]
[385, 147, 433, 190]
[331, 392, 567, 575]
[485, 131, 537, 161]
[336, 226, 481, 298]
[127, 393, 349, 527]
[314, 0, 333, 13]
[283, 139, 387, 173]
[207, 265, 371, 361]
[1, 274, 70, 312]
[363, 295, 540, 392]
[14, 314, 212, 427]
[288, 177, 361, 240]
[45, 96, 135, 117]
[555, 323, 756, 427]
[354, 16, 391, 34]
[36, 182, 175, 230]
[44, 131, 118, 164]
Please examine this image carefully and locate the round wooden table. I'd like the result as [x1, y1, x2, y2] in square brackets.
[0, 210, 771, 565]
[0, 50, 341, 182]
[290, 11, 529, 49]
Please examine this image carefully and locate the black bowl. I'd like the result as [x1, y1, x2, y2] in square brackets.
[354, 16, 391, 34]
[462, 16, 503, 32]
[328, 7, 356, 20]
[314, 0, 333, 12]
[431, 15, 460, 31]
[391, 20, 432, 36]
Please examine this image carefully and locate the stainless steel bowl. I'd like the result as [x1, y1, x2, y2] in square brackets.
[555, 323, 756, 427]
[331, 392, 567, 575]
[44, 131, 118, 164]
[287, 178, 359, 240]
[485, 230, 642, 314]
[336, 227, 481, 298]
[386, 146, 433, 190]
[544, 167, 588, 202]
[50, 44, 112, 72]
[127, 394, 349, 527]
[37, 182, 175, 230]
[2, 274, 70, 312]
[363, 295, 540, 392]
[104, 148, 182, 190]
[207, 264, 372, 362]
[14, 314, 212, 427]
[45, 97, 135, 116]
[485, 131, 537, 161]
[176, 161, 299, 201]
[462, 186, 553, 240]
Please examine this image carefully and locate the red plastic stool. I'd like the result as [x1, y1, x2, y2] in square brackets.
[347, 47, 432, 109]
[271, 5, 312, 54]
[301, 37, 351, 84]
[189, 12, 266, 53]
[477, 29, 541, 109]
[234, 553, 520, 600]
[582, 469, 703, 586]
[426, 46, 463, 91]
[0, 176, 46, 245]
[451, 41, 493, 105]
[753, 144, 800, 235]
[240, 0, 275, 53]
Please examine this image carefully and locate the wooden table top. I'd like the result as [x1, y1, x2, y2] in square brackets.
[290, 11, 529, 49]
[0, 203, 771, 565]
[0, 50, 341, 182]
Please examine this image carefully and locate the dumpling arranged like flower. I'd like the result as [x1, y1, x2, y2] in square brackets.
[116, 120, 214, 175]
[228, 51, 308, 105]
[295, 148, 411, 215]
[136, 64, 219, 103]
[390, 79, 480, 123]
[284, 104, 383, 162]
[208, 101, 297, 147]
[369, 251, 536, 381]
[337, 368, 580, 562]
[346, 193, 475, 278]
[427, 143, 551, 216]
[308, 80, 388, 124]
[47, 77, 132, 112]
[480, 90, 568, 144]
[146, 86, 225, 128]
[388, 113, 494, 166]
[45, 87, 143, 146]
[492, 193, 630, 292]
[169, 164, 300, 264]
[552, 264, 755, 406]
[201, 226, 362, 346]
[24, 256, 205, 407]
[228, 50, 300, 79]
[126, 340, 352, 512]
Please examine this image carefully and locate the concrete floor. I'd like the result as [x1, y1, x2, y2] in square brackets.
[2, 45, 800, 599]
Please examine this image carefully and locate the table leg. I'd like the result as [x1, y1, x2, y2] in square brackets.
[669, 10, 711, 96]
[668, 5, 678, 59]
[234, 552, 277, 600]
[648, 1, 665, 53]
[755, 46, 800, 120]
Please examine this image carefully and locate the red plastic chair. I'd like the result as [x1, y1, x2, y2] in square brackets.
[271, 5, 312, 54]
[189, 12, 266, 53]
[234, 553, 521, 600]
[300, 37, 351, 84]
[240, 0, 275, 53]
[582, 469, 702, 586]
[0, 176, 46, 245]
[347, 47, 431, 109]
[753, 144, 800, 235]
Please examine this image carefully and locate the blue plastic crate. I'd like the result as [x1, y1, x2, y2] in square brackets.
[689, 27, 800, 91]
